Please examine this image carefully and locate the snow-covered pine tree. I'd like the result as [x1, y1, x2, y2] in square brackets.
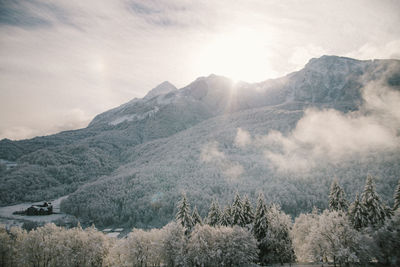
[242, 195, 254, 226]
[329, 179, 348, 212]
[206, 200, 221, 226]
[253, 192, 270, 264]
[348, 193, 366, 230]
[253, 193, 268, 241]
[394, 179, 400, 211]
[231, 192, 245, 227]
[192, 206, 203, 226]
[219, 206, 232, 226]
[361, 175, 390, 227]
[265, 204, 296, 264]
[175, 193, 193, 231]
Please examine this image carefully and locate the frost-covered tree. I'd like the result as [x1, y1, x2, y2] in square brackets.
[393, 179, 400, 211]
[361, 175, 390, 227]
[187, 225, 216, 266]
[230, 192, 245, 226]
[6, 223, 112, 267]
[291, 211, 319, 262]
[108, 228, 163, 267]
[329, 179, 348, 212]
[219, 205, 232, 226]
[263, 204, 296, 265]
[348, 193, 366, 230]
[6, 227, 27, 267]
[161, 222, 188, 267]
[213, 226, 258, 267]
[6, 227, 30, 267]
[371, 209, 400, 266]
[187, 225, 258, 267]
[253, 193, 268, 241]
[253, 193, 270, 264]
[192, 206, 203, 226]
[242, 195, 254, 227]
[206, 200, 221, 226]
[307, 210, 371, 266]
[176, 193, 193, 232]
[18, 223, 62, 267]
[82, 225, 112, 267]
[0, 224, 14, 267]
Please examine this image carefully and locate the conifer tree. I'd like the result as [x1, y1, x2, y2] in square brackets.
[231, 192, 245, 226]
[219, 206, 232, 226]
[348, 193, 366, 230]
[175, 193, 193, 231]
[206, 200, 221, 226]
[242, 195, 254, 226]
[361, 175, 389, 227]
[266, 204, 296, 264]
[394, 179, 400, 211]
[253, 193, 268, 241]
[192, 206, 203, 226]
[329, 179, 348, 212]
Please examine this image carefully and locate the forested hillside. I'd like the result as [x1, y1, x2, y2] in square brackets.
[1, 177, 399, 266]
[1, 56, 400, 228]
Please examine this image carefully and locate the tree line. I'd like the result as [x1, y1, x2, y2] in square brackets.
[292, 175, 400, 266]
[1, 175, 399, 267]
[175, 191, 296, 265]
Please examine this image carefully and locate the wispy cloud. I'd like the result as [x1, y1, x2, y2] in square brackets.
[200, 141, 244, 181]
[0, 0, 75, 28]
[234, 128, 252, 148]
[347, 40, 400, 60]
[233, 68, 400, 172]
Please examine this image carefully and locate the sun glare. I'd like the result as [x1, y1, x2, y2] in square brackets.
[197, 28, 277, 83]
[92, 58, 106, 73]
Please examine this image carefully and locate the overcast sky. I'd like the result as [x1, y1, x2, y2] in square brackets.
[1, 0, 399, 140]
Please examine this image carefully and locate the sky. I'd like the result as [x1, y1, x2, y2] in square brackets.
[0, 0, 400, 140]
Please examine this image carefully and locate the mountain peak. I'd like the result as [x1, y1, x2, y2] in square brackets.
[306, 55, 360, 68]
[144, 81, 177, 99]
[303, 55, 366, 75]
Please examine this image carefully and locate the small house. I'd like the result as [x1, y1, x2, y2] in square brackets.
[26, 202, 53, 215]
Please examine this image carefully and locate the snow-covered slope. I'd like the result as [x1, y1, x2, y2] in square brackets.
[1, 56, 400, 228]
[144, 81, 177, 100]
[89, 56, 398, 129]
[60, 56, 400, 227]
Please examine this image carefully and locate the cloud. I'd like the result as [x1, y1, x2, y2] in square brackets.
[346, 40, 400, 60]
[0, 0, 217, 140]
[200, 141, 226, 163]
[125, 0, 208, 27]
[0, 108, 91, 140]
[200, 141, 244, 181]
[259, 76, 400, 172]
[234, 128, 252, 148]
[0, 0, 75, 28]
[223, 164, 244, 181]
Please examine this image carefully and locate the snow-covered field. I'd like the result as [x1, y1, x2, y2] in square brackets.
[0, 195, 73, 228]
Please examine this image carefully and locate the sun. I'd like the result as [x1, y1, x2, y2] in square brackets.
[197, 28, 277, 83]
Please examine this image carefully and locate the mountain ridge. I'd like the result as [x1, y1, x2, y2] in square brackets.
[87, 55, 399, 129]
[1, 55, 400, 228]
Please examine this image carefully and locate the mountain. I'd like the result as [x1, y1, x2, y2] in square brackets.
[144, 81, 177, 100]
[1, 55, 400, 228]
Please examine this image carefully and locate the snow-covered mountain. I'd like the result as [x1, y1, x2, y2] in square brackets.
[144, 81, 177, 99]
[1, 55, 399, 227]
[89, 56, 394, 129]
